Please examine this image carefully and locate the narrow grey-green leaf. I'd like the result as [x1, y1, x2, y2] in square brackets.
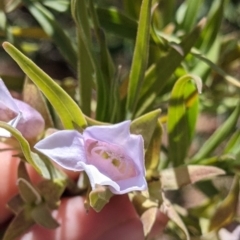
[3, 0, 21, 12]
[141, 207, 158, 237]
[96, 7, 137, 39]
[178, 0, 203, 31]
[72, 0, 93, 116]
[192, 103, 240, 162]
[0, 121, 40, 172]
[2, 209, 34, 240]
[209, 176, 239, 231]
[191, 49, 240, 88]
[126, 0, 152, 116]
[3, 42, 87, 129]
[145, 120, 162, 179]
[71, 0, 109, 121]
[31, 152, 66, 180]
[89, 1, 115, 87]
[31, 204, 59, 229]
[224, 130, 240, 155]
[196, 0, 225, 53]
[136, 19, 205, 116]
[130, 109, 161, 149]
[17, 178, 42, 205]
[42, 0, 69, 12]
[7, 195, 25, 215]
[22, 0, 77, 68]
[167, 74, 202, 167]
[161, 196, 190, 240]
[161, 165, 225, 190]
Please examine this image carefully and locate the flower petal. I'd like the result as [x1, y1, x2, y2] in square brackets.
[79, 163, 120, 191]
[34, 130, 86, 171]
[83, 121, 132, 147]
[84, 121, 146, 177]
[0, 78, 19, 118]
[121, 134, 146, 177]
[86, 165, 147, 194]
[79, 161, 147, 194]
[219, 225, 240, 240]
[114, 175, 147, 194]
[14, 99, 45, 140]
[0, 112, 22, 137]
[0, 79, 22, 137]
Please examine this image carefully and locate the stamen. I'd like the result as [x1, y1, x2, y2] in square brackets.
[85, 139, 138, 181]
[101, 151, 110, 159]
[112, 158, 121, 167]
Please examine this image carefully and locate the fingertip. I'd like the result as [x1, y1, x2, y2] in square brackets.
[19, 195, 144, 240]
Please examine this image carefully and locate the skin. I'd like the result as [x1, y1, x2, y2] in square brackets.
[0, 142, 168, 240]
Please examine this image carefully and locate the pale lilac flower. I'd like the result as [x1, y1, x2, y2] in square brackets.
[0, 78, 45, 140]
[34, 121, 147, 194]
[218, 225, 240, 240]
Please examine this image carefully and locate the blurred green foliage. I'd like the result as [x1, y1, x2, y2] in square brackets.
[1, 0, 240, 239]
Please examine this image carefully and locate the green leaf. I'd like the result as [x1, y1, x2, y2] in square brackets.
[71, 0, 94, 116]
[3, 0, 21, 12]
[0, 122, 64, 180]
[0, 10, 6, 29]
[89, 185, 114, 212]
[130, 109, 161, 149]
[135, 19, 206, 116]
[31, 204, 59, 229]
[177, 0, 203, 31]
[148, 180, 162, 201]
[89, 2, 115, 86]
[145, 120, 162, 179]
[37, 180, 66, 209]
[192, 103, 240, 162]
[209, 176, 239, 231]
[161, 165, 225, 190]
[3, 42, 87, 129]
[2, 209, 34, 240]
[167, 74, 202, 167]
[71, 0, 109, 121]
[21, 0, 77, 68]
[161, 195, 190, 240]
[157, 0, 175, 27]
[31, 152, 66, 180]
[126, 0, 152, 116]
[18, 161, 31, 181]
[96, 7, 137, 39]
[85, 115, 109, 126]
[17, 162, 42, 205]
[0, 121, 40, 172]
[224, 130, 240, 155]
[196, 0, 225, 53]
[123, 0, 141, 20]
[132, 192, 158, 215]
[42, 0, 69, 12]
[18, 178, 42, 205]
[141, 207, 158, 237]
[7, 195, 25, 215]
[191, 49, 240, 88]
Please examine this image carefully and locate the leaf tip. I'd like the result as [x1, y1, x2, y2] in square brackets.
[197, 17, 207, 30]
[2, 41, 10, 50]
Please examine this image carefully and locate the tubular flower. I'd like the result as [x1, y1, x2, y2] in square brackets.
[0, 79, 45, 140]
[218, 226, 240, 240]
[34, 121, 147, 194]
